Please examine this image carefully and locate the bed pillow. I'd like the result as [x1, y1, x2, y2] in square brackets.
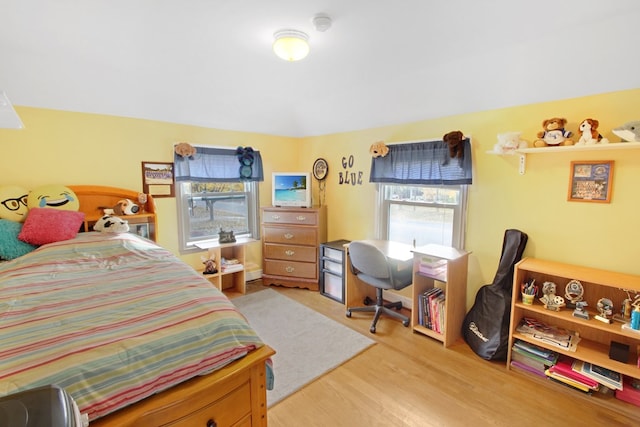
[0, 219, 37, 260]
[18, 207, 85, 246]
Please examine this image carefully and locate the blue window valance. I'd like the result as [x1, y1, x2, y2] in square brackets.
[174, 146, 264, 182]
[369, 139, 472, 185]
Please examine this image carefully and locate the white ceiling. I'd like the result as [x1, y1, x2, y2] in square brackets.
[1, 1, 638, 137]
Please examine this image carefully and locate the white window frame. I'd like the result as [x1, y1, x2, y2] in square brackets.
[375, 183, 468, 249]
[176, 180, 260, 253]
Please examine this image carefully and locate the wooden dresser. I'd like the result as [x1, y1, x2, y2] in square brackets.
[261, 206, 327, 290]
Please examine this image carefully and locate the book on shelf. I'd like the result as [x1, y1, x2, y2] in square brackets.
[510, 359, 547, 378]
[572, 360, 623, 391]
[546, 371, 594, 395]
[221, 262, 244, 273]
[548, 357, 599, 390]
[512, 339, 559, 365]
[420, 288, 444, 331]
[511, 349, 548, 374]
[516, 317, 580, 352]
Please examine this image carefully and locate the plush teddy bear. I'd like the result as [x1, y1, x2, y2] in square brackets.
[175, 142, 197, 159]
[576, 118, 609, 145]
[443, 130, 465, 158]
[102, 199, 139, 216]
[533, 118, 573, 147]
[493, 131, 529, 154]
[369, 141, 389, 158]
[93, 214, 130, 233]
[235, 146, 255, 178]
[612, 120, 640, 142]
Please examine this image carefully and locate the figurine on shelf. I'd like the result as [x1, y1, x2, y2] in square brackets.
[564, 279, 584, 309]
[202, 253, 217, 275]
[539, 281, 566, 311]
[218, 228, 236, 244]
[595, 298, 614, 324]
[572, 301, 589, 320]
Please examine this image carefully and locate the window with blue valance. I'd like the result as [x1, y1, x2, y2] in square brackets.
[369, 139, 472, 185]
[174, 146, 264, 182]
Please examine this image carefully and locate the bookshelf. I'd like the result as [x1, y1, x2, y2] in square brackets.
[411, 244, 469, 347]
[508, 257, 640, 414]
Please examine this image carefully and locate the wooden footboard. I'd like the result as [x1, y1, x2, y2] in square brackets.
[91, 345, 274, 427]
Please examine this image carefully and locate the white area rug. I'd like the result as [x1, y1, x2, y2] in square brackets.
[232, 288, 375, 407]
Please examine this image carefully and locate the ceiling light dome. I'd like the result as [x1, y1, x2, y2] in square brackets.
[273, 29, 310, 62]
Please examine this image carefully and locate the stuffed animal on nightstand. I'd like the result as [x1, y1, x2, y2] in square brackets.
[533, 117, 573, 147]
[576, 118, 609, 145]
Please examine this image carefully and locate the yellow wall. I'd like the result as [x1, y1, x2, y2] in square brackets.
[2, 88, 639, 308]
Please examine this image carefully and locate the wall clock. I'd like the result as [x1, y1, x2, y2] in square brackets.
[313, 158, 328, 180]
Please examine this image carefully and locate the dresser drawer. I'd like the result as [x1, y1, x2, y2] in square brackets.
[264, 243, 317, 262]
[165, 381, 251, 427]
[262, 209, 318, 226]
[264, 259, 318, 279]
[263, 226, 317, 246]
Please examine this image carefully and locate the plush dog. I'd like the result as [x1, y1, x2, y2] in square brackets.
[369, 141, 389, 158]
[175, 142, 197, 159]
[93, 214, 130, 233]
[102, 199, 139, 216]
[576, 118, 609, 145]
[443, 130, 465, 159]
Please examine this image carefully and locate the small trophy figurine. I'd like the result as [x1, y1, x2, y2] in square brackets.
[595, 298, 614, 324]
[572, 301, 589, 320]
[137, 193, 148, 213]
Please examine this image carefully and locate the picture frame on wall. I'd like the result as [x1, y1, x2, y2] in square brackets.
[568, 160, 613, 203]
[142, 161, 175, 198]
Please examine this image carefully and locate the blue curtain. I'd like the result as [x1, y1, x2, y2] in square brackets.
[174, 146, 264, 182]
[369, 139, 472, 185]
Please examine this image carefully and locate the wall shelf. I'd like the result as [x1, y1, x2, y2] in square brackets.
[487, 142, 640, 174]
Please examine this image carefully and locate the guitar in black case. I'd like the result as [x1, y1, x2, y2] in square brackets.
[462, 229, 528, 360]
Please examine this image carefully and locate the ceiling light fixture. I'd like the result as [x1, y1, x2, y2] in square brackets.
[273, 29, 310, 62]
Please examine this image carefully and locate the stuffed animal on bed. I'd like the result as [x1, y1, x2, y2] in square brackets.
[93, 214, 130, 233]
[0, 185, 30, 222]
[102, 199, 139, 216]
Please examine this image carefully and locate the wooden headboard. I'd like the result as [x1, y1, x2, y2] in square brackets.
[68, 185, 159, 241]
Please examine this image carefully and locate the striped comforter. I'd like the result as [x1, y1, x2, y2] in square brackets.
[0, 232, 264, 421]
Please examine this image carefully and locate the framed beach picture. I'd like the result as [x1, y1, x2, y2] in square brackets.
[142, 161, 175, 198]
[567, 160, 613, 203]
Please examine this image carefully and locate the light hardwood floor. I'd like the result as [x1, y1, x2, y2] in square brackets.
[241, 282, 638, 427]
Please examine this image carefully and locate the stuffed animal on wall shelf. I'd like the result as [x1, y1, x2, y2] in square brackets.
[493, 131, 528, 154]
[576, 118, 609, 145]
[533, 117, 573, 147]
[612, 120, 640, 142]
[369, 141, 389, 158]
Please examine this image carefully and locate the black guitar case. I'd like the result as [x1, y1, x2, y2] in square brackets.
[462, 229, 528, 361]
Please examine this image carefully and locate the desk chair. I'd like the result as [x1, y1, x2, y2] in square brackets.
[346, 241, 413, 333]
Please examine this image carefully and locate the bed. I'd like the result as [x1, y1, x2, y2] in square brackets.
[0, 185, 274, 426]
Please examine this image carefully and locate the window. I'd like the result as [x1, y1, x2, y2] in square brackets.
[377, 183, 467, 249]
[176, 181, 260, 251]
[173, 145, 264, 252]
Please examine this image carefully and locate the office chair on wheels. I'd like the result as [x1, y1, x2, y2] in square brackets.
[346, 241, 413, 333]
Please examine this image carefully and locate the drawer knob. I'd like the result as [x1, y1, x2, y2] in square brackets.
[296, 215, 306, 221]
[284, 233, 294, 239]
[285, 266, 295, 273]
[207, 419, 217, 427]
[285, 250, 295, 256]
[271, 214, 280, 220]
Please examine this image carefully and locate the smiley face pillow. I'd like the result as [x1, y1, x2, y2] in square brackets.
[0, 185, 36, 260]
[18, 184, 85, 246]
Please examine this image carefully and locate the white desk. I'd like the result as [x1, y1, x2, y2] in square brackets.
[344, 240, 414, 308]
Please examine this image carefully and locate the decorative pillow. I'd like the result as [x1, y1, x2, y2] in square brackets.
[0, 219, 37, 260]
[18, 208, 85, 246]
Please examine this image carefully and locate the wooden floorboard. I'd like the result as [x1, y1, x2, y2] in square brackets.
[240, 282, 638, 427]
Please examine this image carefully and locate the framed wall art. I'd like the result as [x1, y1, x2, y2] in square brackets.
[141, 161, 175, 198]
[567, 160, 613, 203]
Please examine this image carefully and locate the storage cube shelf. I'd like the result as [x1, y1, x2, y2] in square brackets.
[199, 240, 252, 296]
